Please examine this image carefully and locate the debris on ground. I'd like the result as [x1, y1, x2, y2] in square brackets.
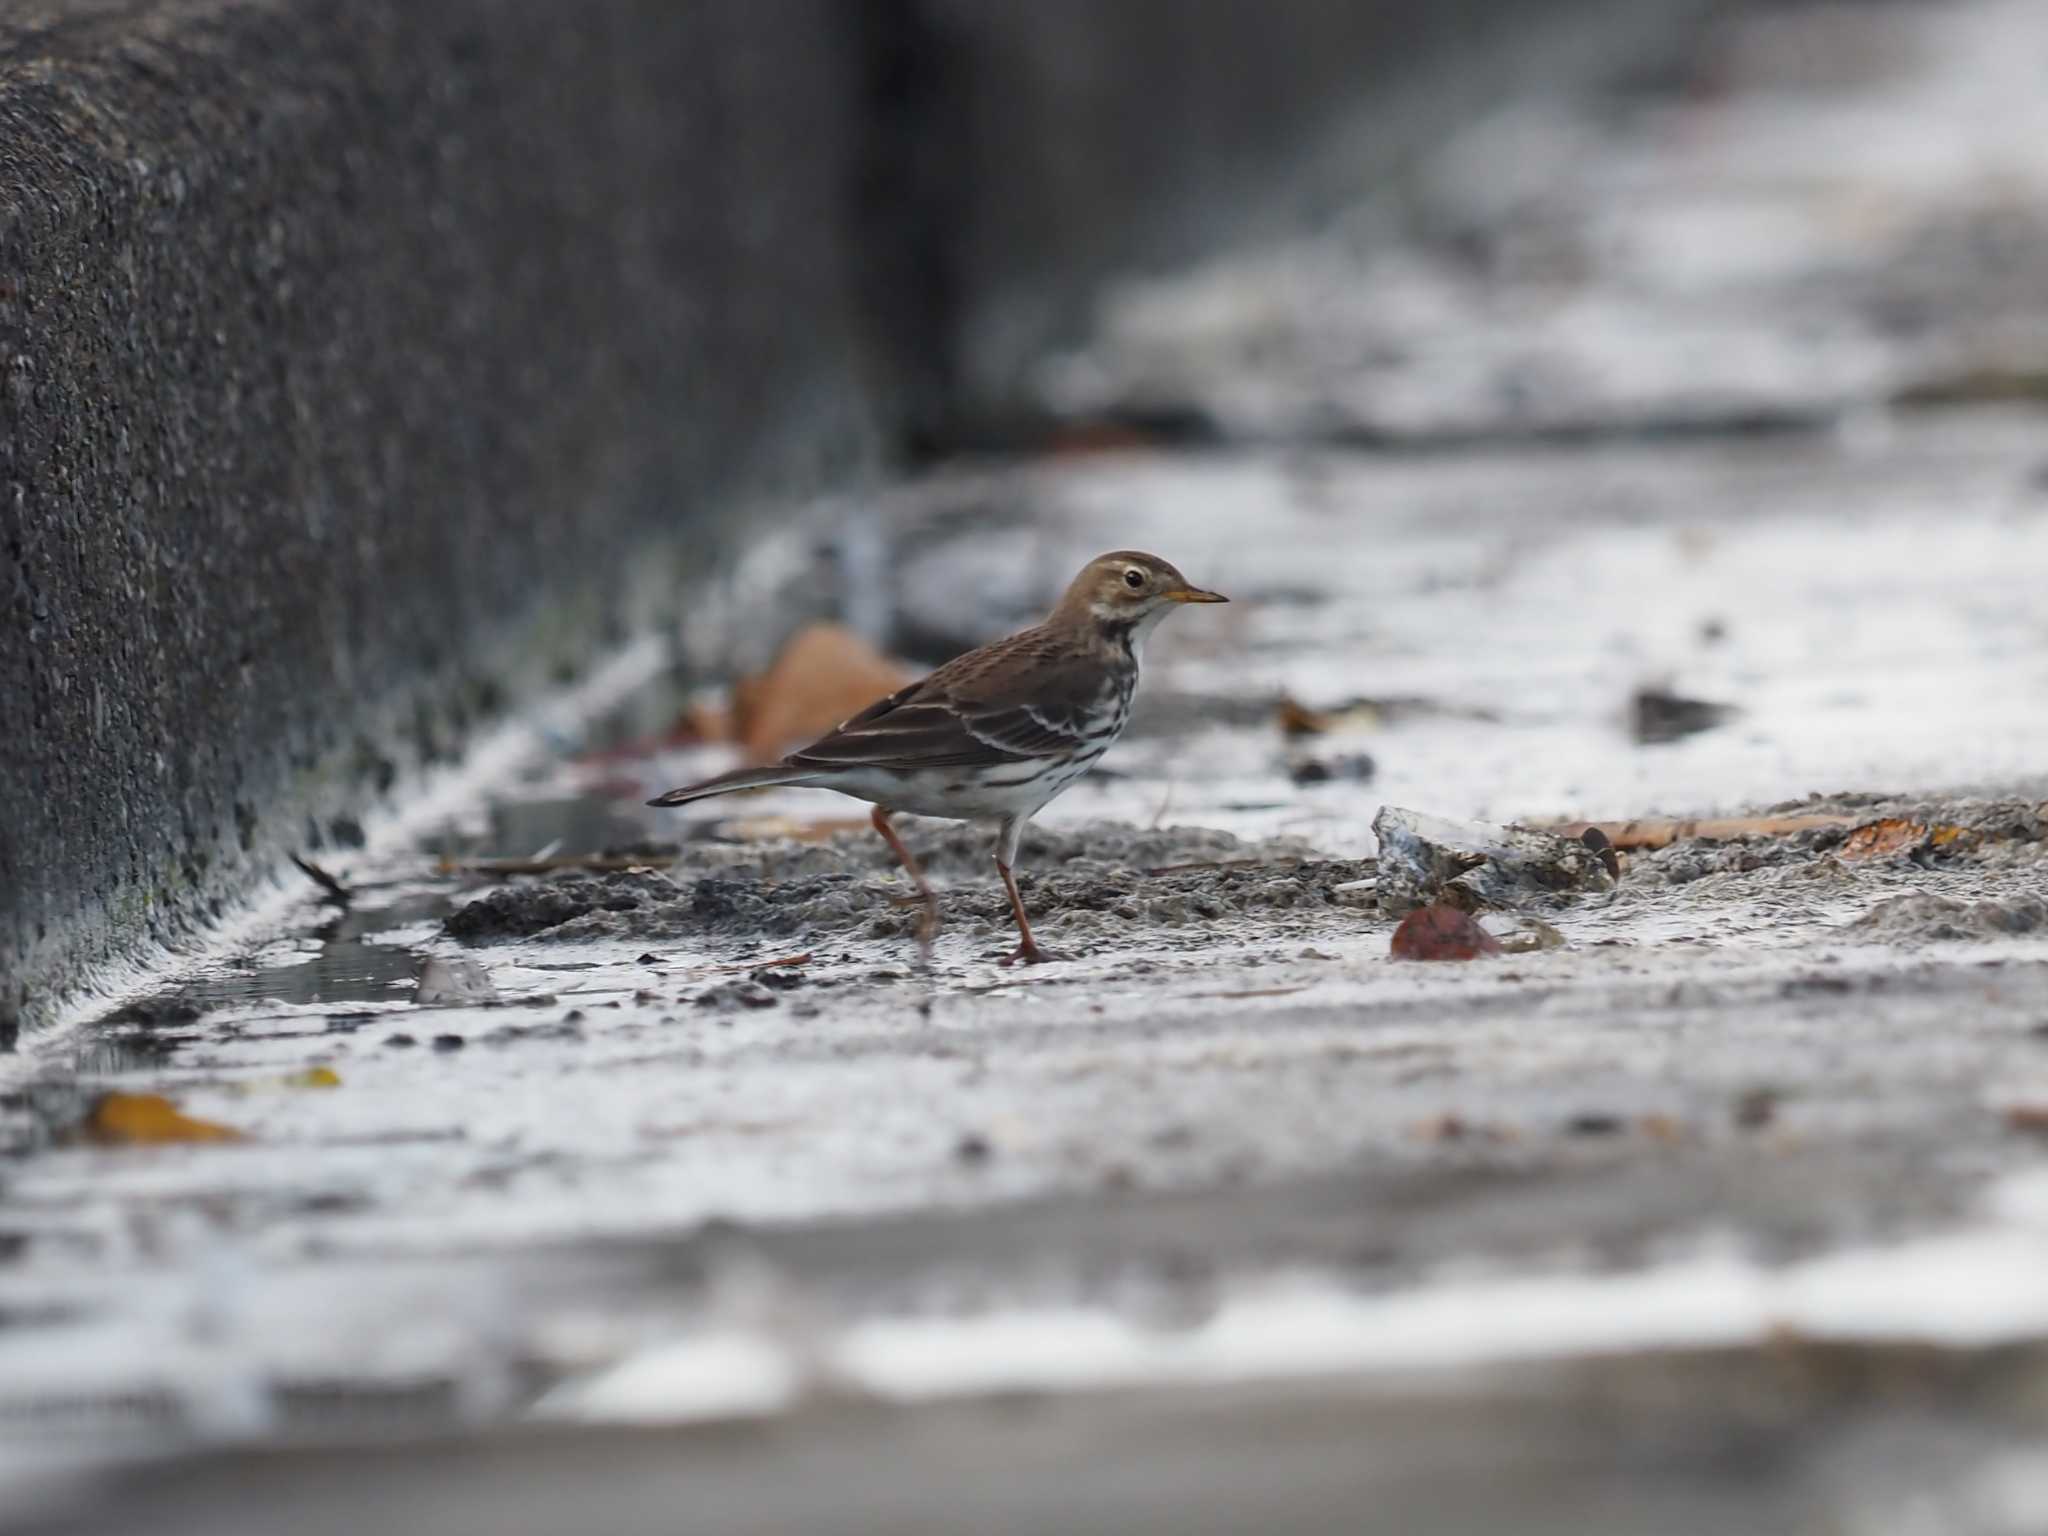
[1836, 818, 1968, 862]
[730, 623, 914, 764]
[1631, 687, 1738, 745]
[415, 956, 501, 1005]
[79, 1092, 243, 1146]
[1390, 903, 1504, 961]
[289, 853, 352, 905]
[571, 623, 909, 771]
[1479, 914, 1566, 954]
[1288, 753, 1376, 786]
[222, 1067, 342, 1095]
[444, 823, 1358, 949]
[1539, 814, 1863, 851]
[2003, 1104, 2048, 1137]
[1733, 1088, 1779, 1130]
[694, 980, 780, 1011]
[1373, 806, 1614, 916]
[1274, 694, 1489, 738]
[106, 995, 206, 1027]
[1277, 695, 1380, 737]
[703, 816, 872, 845]
[445, 870, 678, 942]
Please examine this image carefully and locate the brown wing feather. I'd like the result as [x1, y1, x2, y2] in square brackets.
[786, 626, 1118, 774]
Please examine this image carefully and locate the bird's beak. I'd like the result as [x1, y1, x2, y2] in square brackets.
[1164, 586, 1229, 604]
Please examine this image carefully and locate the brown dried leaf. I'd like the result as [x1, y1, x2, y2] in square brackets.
[1412, 1112, 1515, 1143]
[1390, 902, 1504, 962]
[714, 815, 872, 844]
[84, 1092, 244, 1146]
[733, 624, 913, 764]
[1276, 696, 1332, 737]
[679, 698, 734, 746]
[2004, 1104, 2048, 1136]
[1838, 818, 1928, 860]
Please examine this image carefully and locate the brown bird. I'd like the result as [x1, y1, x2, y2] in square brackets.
[648, 550, 1228, 964]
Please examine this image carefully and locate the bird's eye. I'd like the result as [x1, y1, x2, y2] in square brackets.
[1122, 568, 1145, 590]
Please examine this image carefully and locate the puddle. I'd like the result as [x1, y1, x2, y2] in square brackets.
[94, 894, 454, 1029]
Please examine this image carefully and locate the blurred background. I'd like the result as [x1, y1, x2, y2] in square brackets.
[5, 1, 2048, 1533]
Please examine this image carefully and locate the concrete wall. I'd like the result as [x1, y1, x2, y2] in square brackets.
[0, 0, 881, 1040]
[0, 0, 1702, 1038]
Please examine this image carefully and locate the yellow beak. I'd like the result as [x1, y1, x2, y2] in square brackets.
[1164, 587, 1229, 604]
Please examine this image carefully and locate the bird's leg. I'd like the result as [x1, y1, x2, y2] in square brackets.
[995, 859, 1052, 965]
[870, 806, 939, 947]
[994, 816, 1064, 966]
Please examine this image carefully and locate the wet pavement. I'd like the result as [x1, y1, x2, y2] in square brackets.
[9, 2, 2048, 1531]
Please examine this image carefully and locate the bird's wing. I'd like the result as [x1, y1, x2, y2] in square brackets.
[787, 631, 1108, 773]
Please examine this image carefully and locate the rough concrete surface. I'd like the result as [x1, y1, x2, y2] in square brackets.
[9, 1, 2048, 1533]
[5, 403, 2048, 1530]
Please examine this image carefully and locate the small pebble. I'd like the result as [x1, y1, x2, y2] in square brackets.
[1734, 1088, 1778, 1129]
[432, 1034, 465, 1052]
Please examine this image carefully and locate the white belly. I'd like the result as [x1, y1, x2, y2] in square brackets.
[813, 759, 1095, 823]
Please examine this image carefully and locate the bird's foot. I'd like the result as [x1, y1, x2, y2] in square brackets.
[999, 940, 1067, 967]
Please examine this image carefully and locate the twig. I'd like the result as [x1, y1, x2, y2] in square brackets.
[290, 853, 352, 905]
[712, 951, 812, 974]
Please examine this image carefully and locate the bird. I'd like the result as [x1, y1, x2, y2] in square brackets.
[647, 550, 1228, 965]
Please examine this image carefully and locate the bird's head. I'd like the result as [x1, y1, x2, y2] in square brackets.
[1054, 550, 1228, 642]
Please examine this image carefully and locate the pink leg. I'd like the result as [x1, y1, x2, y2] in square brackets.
[996, 858, 1062, 966]
[871, 806, 939, 946]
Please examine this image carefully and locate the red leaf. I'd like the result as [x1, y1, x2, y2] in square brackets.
[1390, 903, 1504, 962]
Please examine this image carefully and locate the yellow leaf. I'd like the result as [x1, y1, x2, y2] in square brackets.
[223, 1065, 343, 1096]
[84, 1092, 244, 1145]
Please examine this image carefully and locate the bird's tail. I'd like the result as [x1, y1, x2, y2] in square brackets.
[646, 763, 818, 808]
